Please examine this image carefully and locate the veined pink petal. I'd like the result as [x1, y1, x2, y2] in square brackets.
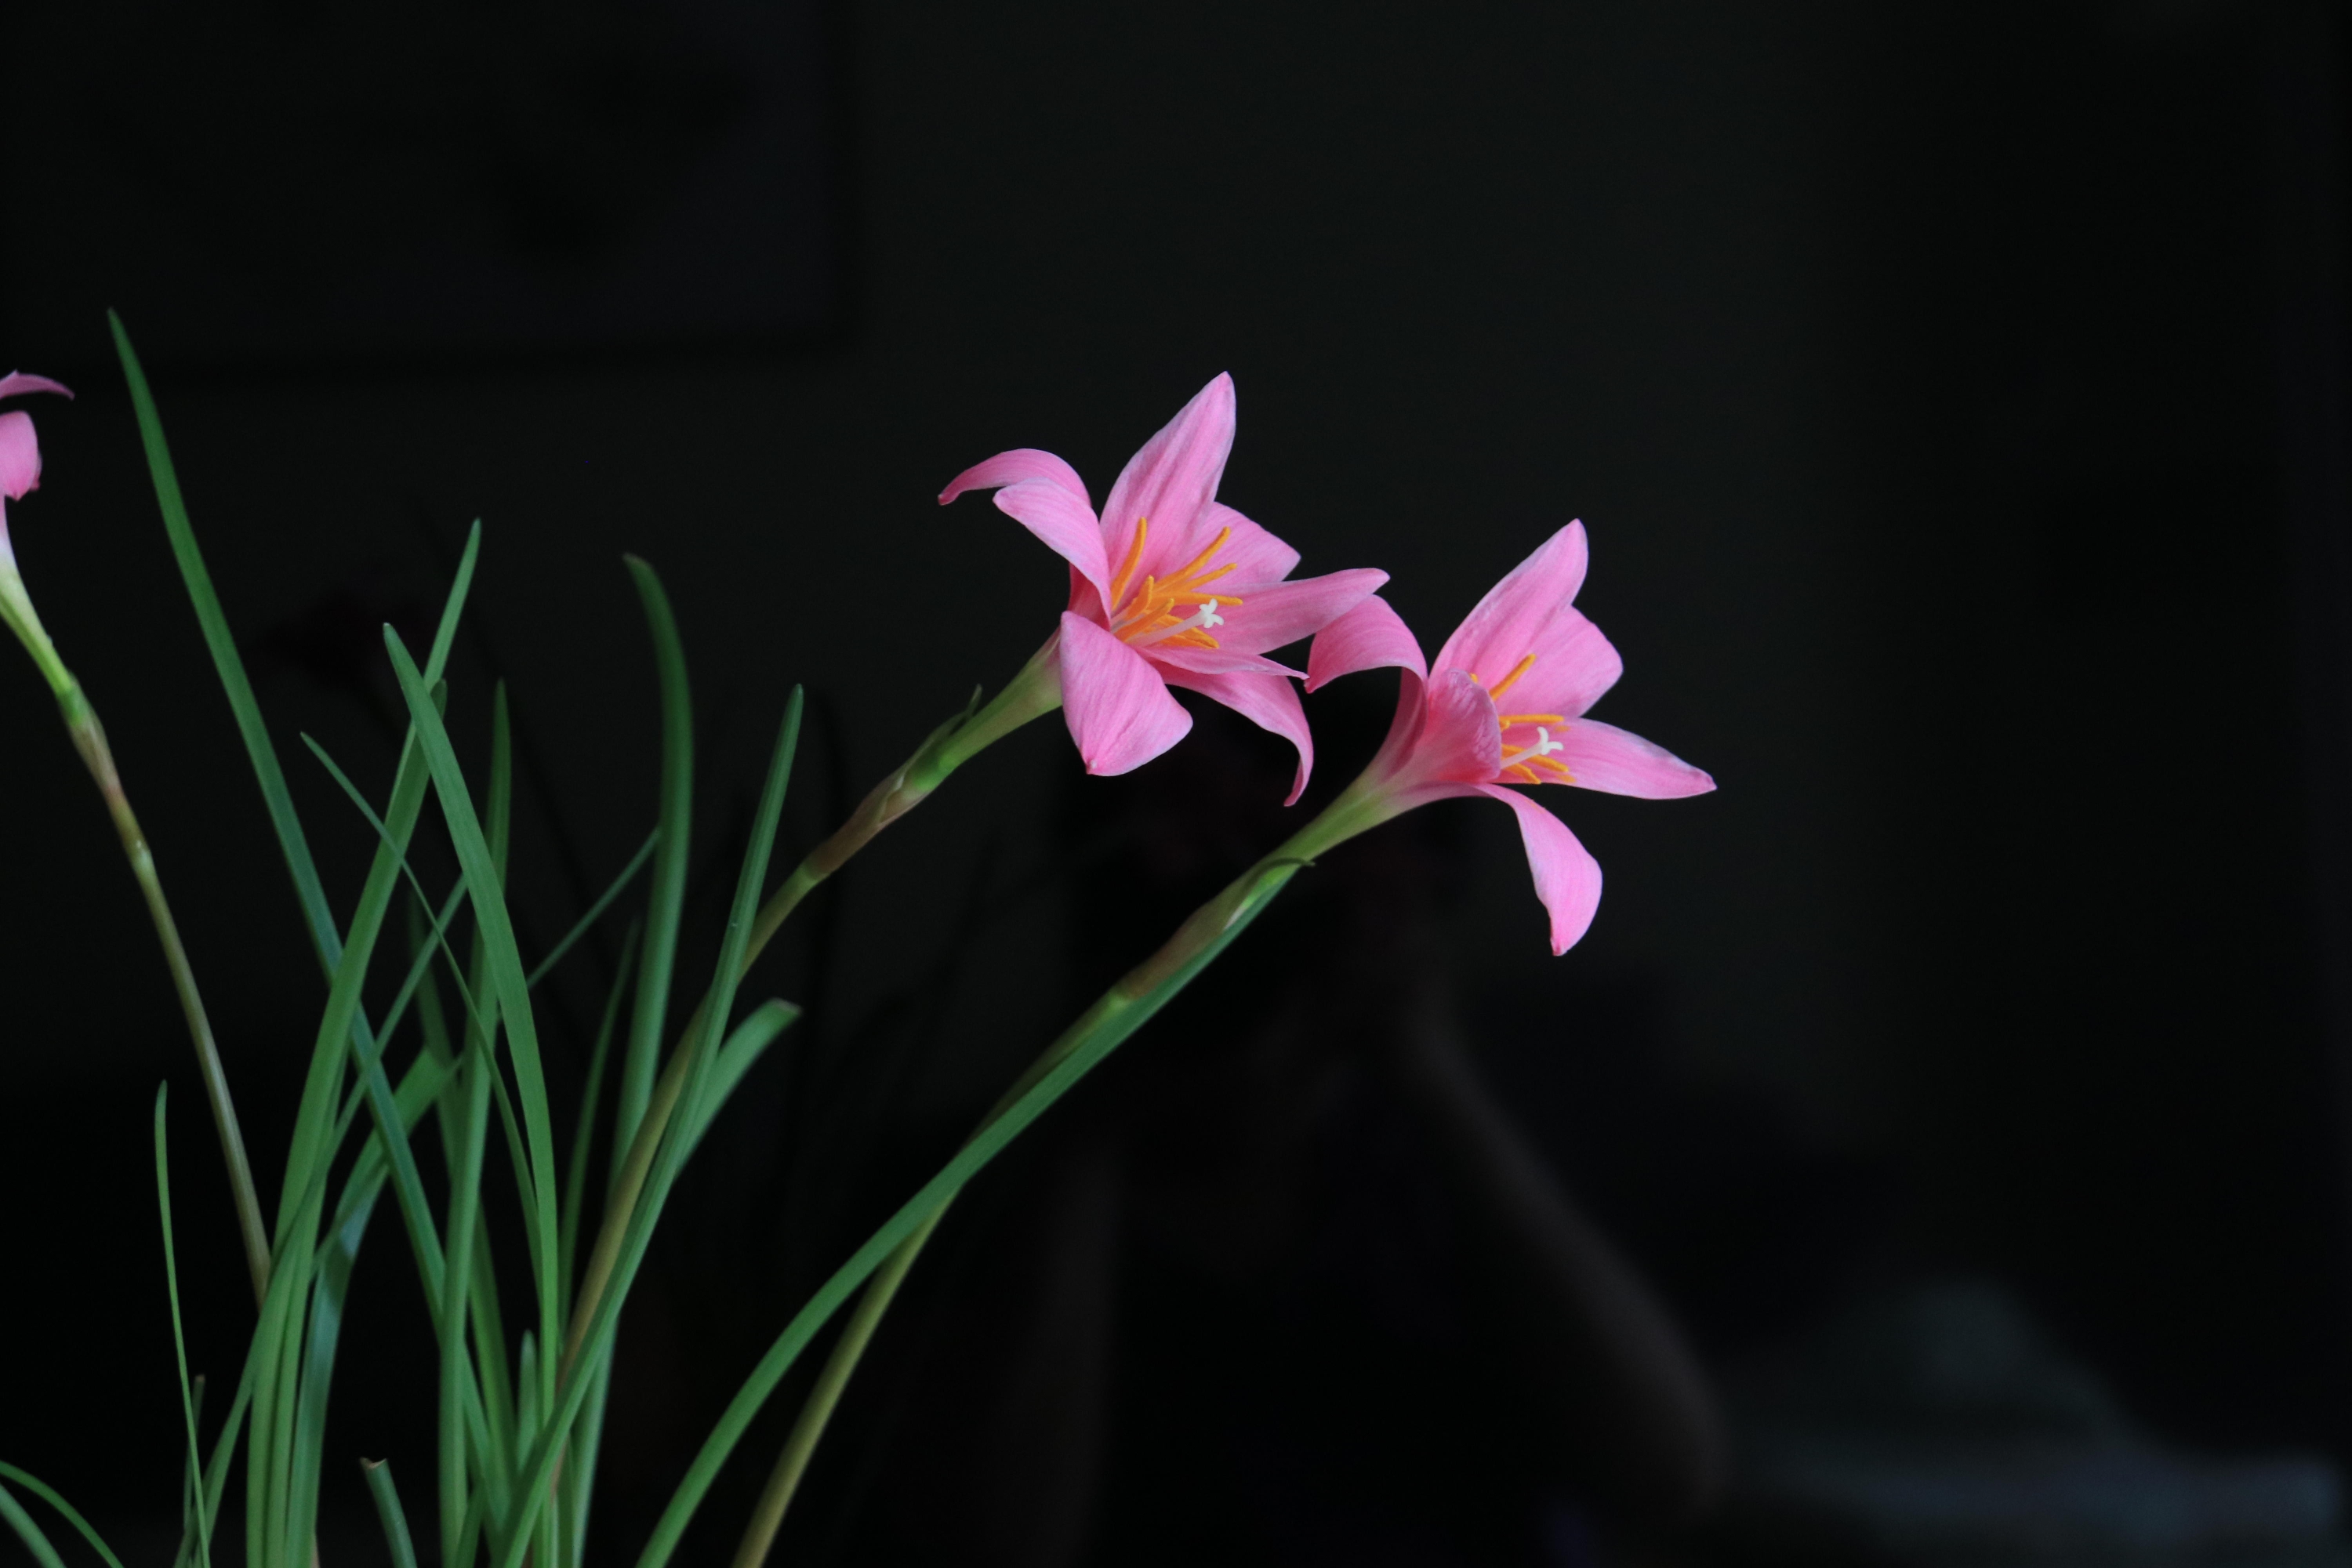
[1056, 612, 1193, 775]
[1471, 784, 1604, 955]
[1549, 717, 1715, 798]
[1433, 522, 1591, 688]
[1142, 643, 1303, 678]
[1161, 666, 1316, 805]
[938, 447, 1091, 509]
[1397, 669, 1504, 786]
[1307, 594, 1428, 691]
[1486, 605, 1624, 720]
[993, 477, 1112, 594]
[0, 412, 42, 501]
[1195, 567, 1387, 658]
[1098, 375, 1236, 581]
[1199, 501, 1301, 585]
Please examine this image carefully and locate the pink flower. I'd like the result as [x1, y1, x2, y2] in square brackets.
[0, 372, 74, 567]
[940, 374, 1387, 804]
[1306, 522, 1714, 954]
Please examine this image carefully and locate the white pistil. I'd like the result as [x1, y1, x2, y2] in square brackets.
[1502, 725, 1567, 763]
[1129, 598, 1225, 648]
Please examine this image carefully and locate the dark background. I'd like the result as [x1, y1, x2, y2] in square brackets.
[3, 0, 2349, 1563]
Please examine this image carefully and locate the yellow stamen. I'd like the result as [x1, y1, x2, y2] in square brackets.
[1495, 713, 1565, 730]
[1489, 653, 1537, 700]
[1162, 526, 1234, 590]
[1526, 755, 1573, 776]
[1504, 763, 1540, 783]
[1107, 518, 1150, 610]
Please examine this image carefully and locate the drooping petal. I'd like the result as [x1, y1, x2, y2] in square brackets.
[1307, 594, 1428, 691]
[1161, 666, 1316, 805]
[1472, 784, 1604, 955]
[1433, 521, 1591, 687]
[1099, 375, 1237, 581]
[0, 412, 42, 501]
[1197, 567, 1387, 658]
[938, 447, 1091, 509]
[993, 477, 1112, 593]
[1550, 717, 1715, 799]
[1198, 501, 1301, 585]
[1056, 612, 1193, 775]
[0, 372, 71, 406]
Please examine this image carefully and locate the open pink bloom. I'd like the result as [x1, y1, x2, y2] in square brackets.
[0, 372, 74, 568]
[941, 374, 1387, 804]
[1307, 522, 1714, 954]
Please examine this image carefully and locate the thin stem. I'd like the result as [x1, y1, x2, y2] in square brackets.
[728, 1208, 945, 1568]
[720, 802, 1363, 1568]
[64, 678, 270, 1304]
[562, 648, 1063, 1370]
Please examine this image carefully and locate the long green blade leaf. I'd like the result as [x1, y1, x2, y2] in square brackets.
[0, 1467, 125, 1568]
[495, 687, 804, 1568]
[632, 859, 1301, 1568]
[153, 1087, 211, 1568]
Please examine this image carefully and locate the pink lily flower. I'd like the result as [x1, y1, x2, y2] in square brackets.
[940, 374, 1388, 804]
[0, 371, 74, 568]
[1306, 522, 1714, 954]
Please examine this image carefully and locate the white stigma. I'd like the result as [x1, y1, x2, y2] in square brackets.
[1197, 597, 1225, 629]
[1529, 726, 1564, 757]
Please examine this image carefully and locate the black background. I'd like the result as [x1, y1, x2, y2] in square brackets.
[3, 0, 2348, 1563]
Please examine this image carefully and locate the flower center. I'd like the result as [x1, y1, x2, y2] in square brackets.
[1105, 517, 1246, 650]
[1486, 652, 1574, 784]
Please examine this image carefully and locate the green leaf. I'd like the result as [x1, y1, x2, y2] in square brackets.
[560, 923, 640, 1319]
[0, 1481, 68, 1568]
[0, 1467, 125, 1568]
[632, 859, 1301, 1568]
[153, 1086, 210, 1568]
[360, 1461, 421, 1568]
[494, 688, 803, 1568]
[614, 559, 695, 1173]
[383, 628, 566, 1503]
[529, 833, 658, 989]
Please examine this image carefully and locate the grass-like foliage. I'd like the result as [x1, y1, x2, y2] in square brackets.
[20, 310, 1745, 1568]
[1, 319, 1338, 1568]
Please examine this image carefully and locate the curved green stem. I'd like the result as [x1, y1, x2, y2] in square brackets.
[561, 644, 1063, 1371]
[64, 676, 271, 1305]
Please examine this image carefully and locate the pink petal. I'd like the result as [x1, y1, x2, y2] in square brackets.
[1550, 717, 1715, 799]
[1056, 612, 1193, 776]
[1098, 375, 1237, 583]
[1306, 594, 1428, 691]
[1472, 784, 1604, 955]
[993, 477, 1112, 593]
[1143, 643, 1304, 678]
[1398, 668, 1504, 786]
[1197, 567, 1387, 658]
[0, 372, 71, 405]
[1199, 501, 1301, 585]
[0, 412, 42, 501]
[1160, 666, 1316, 805]
[1491, 606, 1624, 720]
[938, 447, 1091, 509]
[1432, 521, 1592, 688]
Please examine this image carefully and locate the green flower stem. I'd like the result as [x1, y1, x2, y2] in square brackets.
[57, 669, 271, 1305]
[714, 783, 1395, 1568]
[724, 1206, 946, 1568]
[561, 644, 1064, 1372]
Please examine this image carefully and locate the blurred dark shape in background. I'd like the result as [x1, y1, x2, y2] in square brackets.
[5, 0, 2352, 1564]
